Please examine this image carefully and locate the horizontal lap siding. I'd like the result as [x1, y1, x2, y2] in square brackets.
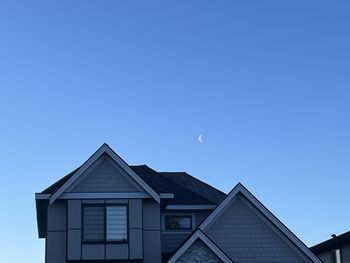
[206, 195, 311, 263]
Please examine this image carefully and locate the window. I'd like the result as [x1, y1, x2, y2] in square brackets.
[164, 215, 192, 230]
[83, 204, 127, 243]
[332, 249, 342, 263]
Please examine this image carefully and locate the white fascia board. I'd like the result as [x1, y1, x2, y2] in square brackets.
[165, 205, 216, 210]
[159, 193, 174, 199]
[49, 144, 160, 204]
[35, 193, 50, 199]
[199, 183, 322, 263]
[167, 230, 233, 263]
[60, 192, 151, 199]
[37, 192, 151, 200]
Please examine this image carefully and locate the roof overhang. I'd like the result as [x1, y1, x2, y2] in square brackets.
[165, 204, 216, 210]
[199, 183, 322, 263]
[49, 144, 160, 204]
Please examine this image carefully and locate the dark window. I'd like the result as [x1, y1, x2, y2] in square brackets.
[83, 204, 128, 243]
[83, 206, 104, 242]
[164, 215, 192, 230]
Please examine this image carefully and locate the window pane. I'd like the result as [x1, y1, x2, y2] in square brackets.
[165, 216, 192, 230]
[106, 206, 127, 241]
[83, 206, 104, 242]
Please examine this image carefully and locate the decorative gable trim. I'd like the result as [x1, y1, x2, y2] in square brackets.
[49, 144, 160, 204]
[167, 230, 233, 263]
[199, 183, 322, 263]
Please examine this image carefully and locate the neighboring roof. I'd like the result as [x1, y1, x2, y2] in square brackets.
[167, 229, 233, 263]
[160, 172, 226, 204]
[198, 183, 322, 263]
[310, 231, 350, 254]
[48, 144, 160, 204]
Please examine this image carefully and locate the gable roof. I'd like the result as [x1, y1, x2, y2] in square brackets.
[40, 164, 223, 206]
[160, 172, 226, 204]
[310, 231, 350, 254]
[167, 229, 233, 263]
[49, 144, 160, 204]
[198, 183, 322, 263]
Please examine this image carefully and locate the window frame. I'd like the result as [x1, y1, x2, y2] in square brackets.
[164, 215, 193, 231]
[82, 203, 128, 244]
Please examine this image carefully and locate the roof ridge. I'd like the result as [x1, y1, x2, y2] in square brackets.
[138, 165, 215, 204]
[166, 171, 227, 196]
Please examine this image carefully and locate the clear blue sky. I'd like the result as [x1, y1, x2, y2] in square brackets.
[0, 1, 349, 262]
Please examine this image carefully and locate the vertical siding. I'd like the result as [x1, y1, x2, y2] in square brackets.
[46, 200, 66, 263]
[342, 243, 350, 263]
[206, 194, 311, 263]
[143, 200, 161, 263]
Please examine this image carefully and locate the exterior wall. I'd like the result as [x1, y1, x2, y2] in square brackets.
[316, 251, 331, 263]
[315, 243, 350, 263]
[46, 200, 66, 263]
[205, 194, 312, 263]
[161, 210, 211, 253]
[67, 155, 141, 193]
[176, 240, 222, 263]
[343, 243, 350, 263]
[143, 199, 161, 263]
[65, 198, 145, 262]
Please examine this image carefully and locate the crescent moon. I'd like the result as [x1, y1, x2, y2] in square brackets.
[198, 134, 203, 143]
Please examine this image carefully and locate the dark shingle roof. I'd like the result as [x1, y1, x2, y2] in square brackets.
[40, 164, 224, 206]
[41, 167, 80, 194]
[160, 172, 226, 204]
[310, 231, 350, 253]
[130, 165, 216, 205]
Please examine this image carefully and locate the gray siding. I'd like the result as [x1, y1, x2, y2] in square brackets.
[315, 243, 350, 263]
[46, 232, 66, 263]
[82, 244, 104, 260]
[161, 210, 212, 253]
[47, 200, 66, 263]
[343, 243, 350, 263]
[106, 244, 128, 259]
[316, 251, 331, 263]
[143, 199, 161, 263]
[67, 200, 81, 261]
[162, 233, 193, 253]
[206, 194, 312, 263]
[67, 155, 141, 193]
[65, 198, 145, 261]
[176, 240, 222, 263]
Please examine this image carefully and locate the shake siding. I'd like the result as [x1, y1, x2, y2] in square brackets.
[67, 156, 140, 193]
[206, 194, 310, 263]
[176, 240, 222, 263]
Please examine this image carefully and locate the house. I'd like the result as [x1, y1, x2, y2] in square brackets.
[310, 231, 350, 263]
[35, 144, 322, 263]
